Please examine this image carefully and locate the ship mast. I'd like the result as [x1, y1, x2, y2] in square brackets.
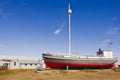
[68, 4, 72, 54]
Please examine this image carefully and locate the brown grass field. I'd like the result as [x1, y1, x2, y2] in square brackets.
[0, 68, 120, 80]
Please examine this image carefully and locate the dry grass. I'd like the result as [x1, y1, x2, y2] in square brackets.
[0, 69, 120, 80]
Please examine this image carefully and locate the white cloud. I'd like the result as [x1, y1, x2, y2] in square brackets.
[112, 16, 120, 22]
[54, 21, 65, 35]
[54, 28, 61, 35]
[112, 17, 117, 21]
[106, 27, 120, 35]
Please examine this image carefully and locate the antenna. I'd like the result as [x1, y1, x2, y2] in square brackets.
[68, 3, 72, 54]
[107, 41, 112, 49]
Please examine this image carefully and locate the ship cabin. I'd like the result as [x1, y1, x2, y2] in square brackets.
[96, 48, 113, 58]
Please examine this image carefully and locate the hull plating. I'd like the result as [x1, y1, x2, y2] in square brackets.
[45, 61, 115, 69]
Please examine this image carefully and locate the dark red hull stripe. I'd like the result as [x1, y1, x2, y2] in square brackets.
[45, 61, 115, 69]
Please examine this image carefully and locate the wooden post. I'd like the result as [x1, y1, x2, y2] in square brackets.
[66, 65, 69, 70]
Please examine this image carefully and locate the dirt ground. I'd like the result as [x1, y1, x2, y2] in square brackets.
[0, 69, 120, 80]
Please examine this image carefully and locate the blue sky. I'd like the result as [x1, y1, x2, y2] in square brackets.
[0, 0, 120, 63]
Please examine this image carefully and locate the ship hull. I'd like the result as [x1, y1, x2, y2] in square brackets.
[44, 61, 115, 69]
[43, 53, 118, 69]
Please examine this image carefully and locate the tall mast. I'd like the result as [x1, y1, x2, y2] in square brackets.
[68, 3, 72, 54]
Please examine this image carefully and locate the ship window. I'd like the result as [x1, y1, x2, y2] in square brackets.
[25, 64, 27, 66]
[14, 62, 16, 66]
[30, 64, 32, 66]
[35, 64, 37, 66]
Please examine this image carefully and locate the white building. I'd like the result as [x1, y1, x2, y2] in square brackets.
[0, 55, 40, 69]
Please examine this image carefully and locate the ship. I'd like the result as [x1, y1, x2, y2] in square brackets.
[42, 4, 118, 69]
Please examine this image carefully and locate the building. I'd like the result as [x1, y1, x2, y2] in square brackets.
[0, 55, 40, 69]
